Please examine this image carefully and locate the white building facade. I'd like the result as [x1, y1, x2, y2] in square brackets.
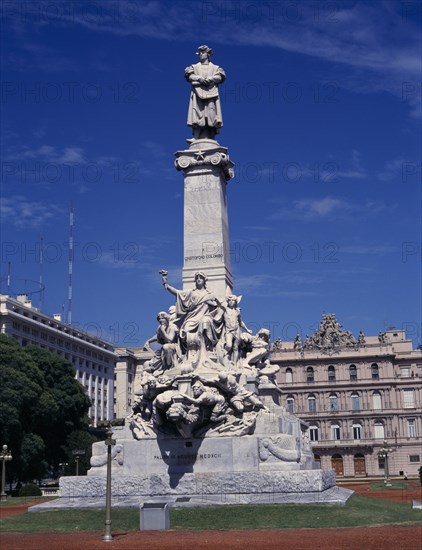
[0, 294, 116, 425]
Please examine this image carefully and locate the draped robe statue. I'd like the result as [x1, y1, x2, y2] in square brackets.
[185, 45, 226, 140]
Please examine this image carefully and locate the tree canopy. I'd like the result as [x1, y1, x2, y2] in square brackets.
[0, 334, 93, 482]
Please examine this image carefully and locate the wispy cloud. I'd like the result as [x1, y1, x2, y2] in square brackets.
[6, 144, 86, 164]
[270, 195, 395, 221]
[0, 195, 62, 229]
[4, 1, 419, 114]
[337, 150, 367, 180]
[340, 244, 397, 255]
[242, 225, 272, 232]
[235, 273, 322, 297]
[376, 159, 420, 182]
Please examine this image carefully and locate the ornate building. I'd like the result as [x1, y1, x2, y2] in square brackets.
[272, 314, 422, 477]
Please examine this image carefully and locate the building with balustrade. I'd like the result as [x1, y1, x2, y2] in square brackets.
[272, 314, 422, 477]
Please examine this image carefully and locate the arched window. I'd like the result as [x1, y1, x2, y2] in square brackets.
[328, 365, 336, 382]
[371, 363, 379, 380]
[309, 425, 319, 441]
[374, 421, 385, 439]
[331, 424, 341, 440]
[372, 391, 382, 410]
[286, 396, 295, 413]
[353, 423, 362, 440]
[306, 367, 314, 384]
[351, 392, 360, 411]
[349, 364, 357, 381]
[308, 394, 317, 413]
[329, 393, 339, 412]
[286, 368, 293, 384]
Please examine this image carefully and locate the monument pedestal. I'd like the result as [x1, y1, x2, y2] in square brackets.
[41, 407, 352, 510]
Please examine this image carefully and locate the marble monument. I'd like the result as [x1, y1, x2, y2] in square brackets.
[43, 46, 351, 509]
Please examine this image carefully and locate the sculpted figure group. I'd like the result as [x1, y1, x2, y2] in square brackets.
[129, 271, 276, 440]
[128, 47, 276, 440]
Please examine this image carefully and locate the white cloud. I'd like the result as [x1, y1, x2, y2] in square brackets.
[340, 244, 397, 255]
[270, 195, 394, 221]
[234, 273, 322, 297]
[4, 2, 420, 116]
[0, 195, 62, 229]
[8, 144, 86, 164]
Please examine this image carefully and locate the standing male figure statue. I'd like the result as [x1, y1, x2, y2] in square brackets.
[185, 45, 226, 140]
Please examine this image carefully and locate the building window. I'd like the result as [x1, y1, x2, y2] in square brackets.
[372, 391, 382, 410]
[349, 365, 357, 381]
[371, 363, 379, 380]
[403, 389, 415, 408]
[286, 368, 293, 384]
[286, 396, 295, 413]
[309, 425, 319, 441]
[328, 365, 336, 382]
[400, 367, 410, 378]
[351, 392, 360, 411]
[331, 424, 341, 440]
[353, 423, 362, 440]
[306, 367, 314, 384]
[407, 419, 417, 438]
[409, 455, 420, 463]
[374, 421, 385, 439]
[329, 394, 339, 412]
[308, 395, 317, 413]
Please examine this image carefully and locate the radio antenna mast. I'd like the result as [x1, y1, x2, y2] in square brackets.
[67, 204, 74, 325]
[39, 235, 44, 311]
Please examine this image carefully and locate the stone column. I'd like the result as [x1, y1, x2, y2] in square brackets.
[175, 139, 234, 300]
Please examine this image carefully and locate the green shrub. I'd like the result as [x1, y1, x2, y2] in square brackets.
[419, 465, 422, 485]
[19, 483, 42, 497]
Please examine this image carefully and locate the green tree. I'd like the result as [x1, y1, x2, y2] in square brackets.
[25, 345, 91, 475]
[0, 335, 45, 482]
[0, 334, 91, 482]
[19, 433, 48, 482]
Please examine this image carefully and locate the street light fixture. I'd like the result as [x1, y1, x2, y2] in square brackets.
[103, 426, 115, 542]
[378, 439, 394, 486]
[1, 445, 13, 502]
[72, 449, 86, 476]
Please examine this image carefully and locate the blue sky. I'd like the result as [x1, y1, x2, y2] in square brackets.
[1, 0, 421, 347]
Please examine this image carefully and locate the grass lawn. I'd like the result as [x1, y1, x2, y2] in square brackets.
[0, 496, 56, 506]
[369, 480, 411, 491]
[0, 496, 421, 533]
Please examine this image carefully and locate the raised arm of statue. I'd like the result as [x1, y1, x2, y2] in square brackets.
[163, 283, 179, 297]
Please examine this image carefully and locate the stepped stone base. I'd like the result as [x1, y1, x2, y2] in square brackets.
[61, 469, 335, 498]
[30, 470, 354, 511]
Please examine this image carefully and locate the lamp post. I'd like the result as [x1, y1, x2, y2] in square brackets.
[72, 449, 86, 476]
[103, 427, 115, 542]
[378, 440, 394, 486]
[1, 445, 13, 502]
